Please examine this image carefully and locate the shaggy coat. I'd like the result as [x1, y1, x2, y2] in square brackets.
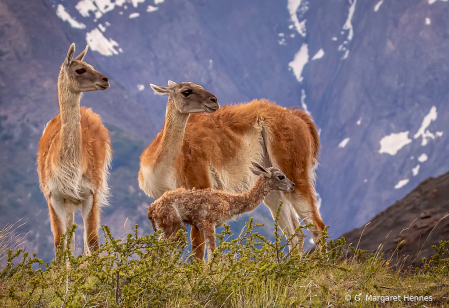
[38, 107, 111, 207]
[139, 86, 323, 259]
[148, 163, 295, 258]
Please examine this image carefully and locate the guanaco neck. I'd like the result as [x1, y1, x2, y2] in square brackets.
[57, 71, 82, 167]
[153, 97, 189, 170]
[233, 176, 272, 215]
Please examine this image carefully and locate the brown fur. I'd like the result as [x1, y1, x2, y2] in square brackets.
[148, 168, 294, 259]
[86, 194, 100, 251]
[48, 199, 63, 251]
[139, 83, 324, 259]
[38, 107, 111, 194]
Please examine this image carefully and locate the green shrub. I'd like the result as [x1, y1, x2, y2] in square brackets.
[0, 213, 448, 307]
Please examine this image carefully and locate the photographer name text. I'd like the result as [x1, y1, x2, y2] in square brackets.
[345, 294, 433, 303]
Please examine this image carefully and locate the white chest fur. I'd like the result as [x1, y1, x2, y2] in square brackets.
[140, 165, 177, 199]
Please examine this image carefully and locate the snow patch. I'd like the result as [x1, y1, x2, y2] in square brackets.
[56, 4, 86, 29]
[374, 0, 383, 12]
[425, 18, 431, 25]
[418, 153, 428, 163]
[395, 179, 409, 189]
[338, 138, 350, 148]
[300, 89, 310, 115]
[364, 179, 367, 183]
[155, 0, 164, 3]
[311, 49, 325, 60]
[414, 106, 437, 146]
[76, 0, 101, 18]
[289, 43, 308, 82]
[137, 84, 145, 91]
[278, 33, 285, 37]
[297, 20, 307, 37]
[98, 23, 106, 32]
[343, 0, 357, 41]
[429, 0, 448, 4]
[436, 131, 443, 137]
[379, 131, 412, 155]
[147, 5, 158, 12]
[412, 165, 420, 176]
[86, 28, 121, 56]
[131, 0, 145, 7]
[357, 118, 362, 125]
[332, 37, 338, 41]
[129, 12, 140, 18]
[76, 0, 127, 19]
[287, 0, 306, 37]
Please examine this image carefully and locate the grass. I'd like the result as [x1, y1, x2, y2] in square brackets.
[0, 221, 27, 265]
[0, 206, 448, 307]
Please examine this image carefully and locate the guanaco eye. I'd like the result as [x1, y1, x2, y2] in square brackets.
[182, 89, 192, 97]
[75, 68, 86, 75]
[277, 175, 285, 180]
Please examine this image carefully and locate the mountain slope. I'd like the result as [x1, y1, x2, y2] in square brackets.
[47, 0, 448, 238]
[304, 0, 449, 236]
[340, 170, 449, 268]
[1, 0, 449, 261]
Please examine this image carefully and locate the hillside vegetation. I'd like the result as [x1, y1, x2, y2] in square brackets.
[1, 209, 448, 308]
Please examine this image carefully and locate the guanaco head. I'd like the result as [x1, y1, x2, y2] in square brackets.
[150, 81, 219, 114]
[60, 43, 110, 93]
[249, 162, 295, 192]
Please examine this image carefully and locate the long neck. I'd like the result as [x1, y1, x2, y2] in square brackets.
[57, 73, 82, 164]
[234, 176, 272, 215]
[153, 97, 190, 169]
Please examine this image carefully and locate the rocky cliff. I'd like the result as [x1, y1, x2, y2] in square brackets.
[340, 171, 449, 268]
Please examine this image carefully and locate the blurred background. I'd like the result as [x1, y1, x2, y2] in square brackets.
[0, 0, 447, 262]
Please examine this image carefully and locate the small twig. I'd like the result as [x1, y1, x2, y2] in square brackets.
[60, 274, 69, 308]
[219, 291, 234, 308]
[355, 222, 370, 253]
[115, 269, 120, 304]
[411, 213, 449, 265]
[81, 293, 88, 308]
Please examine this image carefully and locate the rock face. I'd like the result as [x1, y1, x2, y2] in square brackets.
[340, 171, 449, 268]
[1, 0, 449, 261]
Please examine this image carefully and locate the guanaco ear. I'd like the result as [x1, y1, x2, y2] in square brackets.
[168, 80, 177, 87]
[250, 161, 268, 176]
[249, 167, 263, 176]
[75, 45, 88, 61]
[150, 84, 170, 95]
[65, 43, 75, 66]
